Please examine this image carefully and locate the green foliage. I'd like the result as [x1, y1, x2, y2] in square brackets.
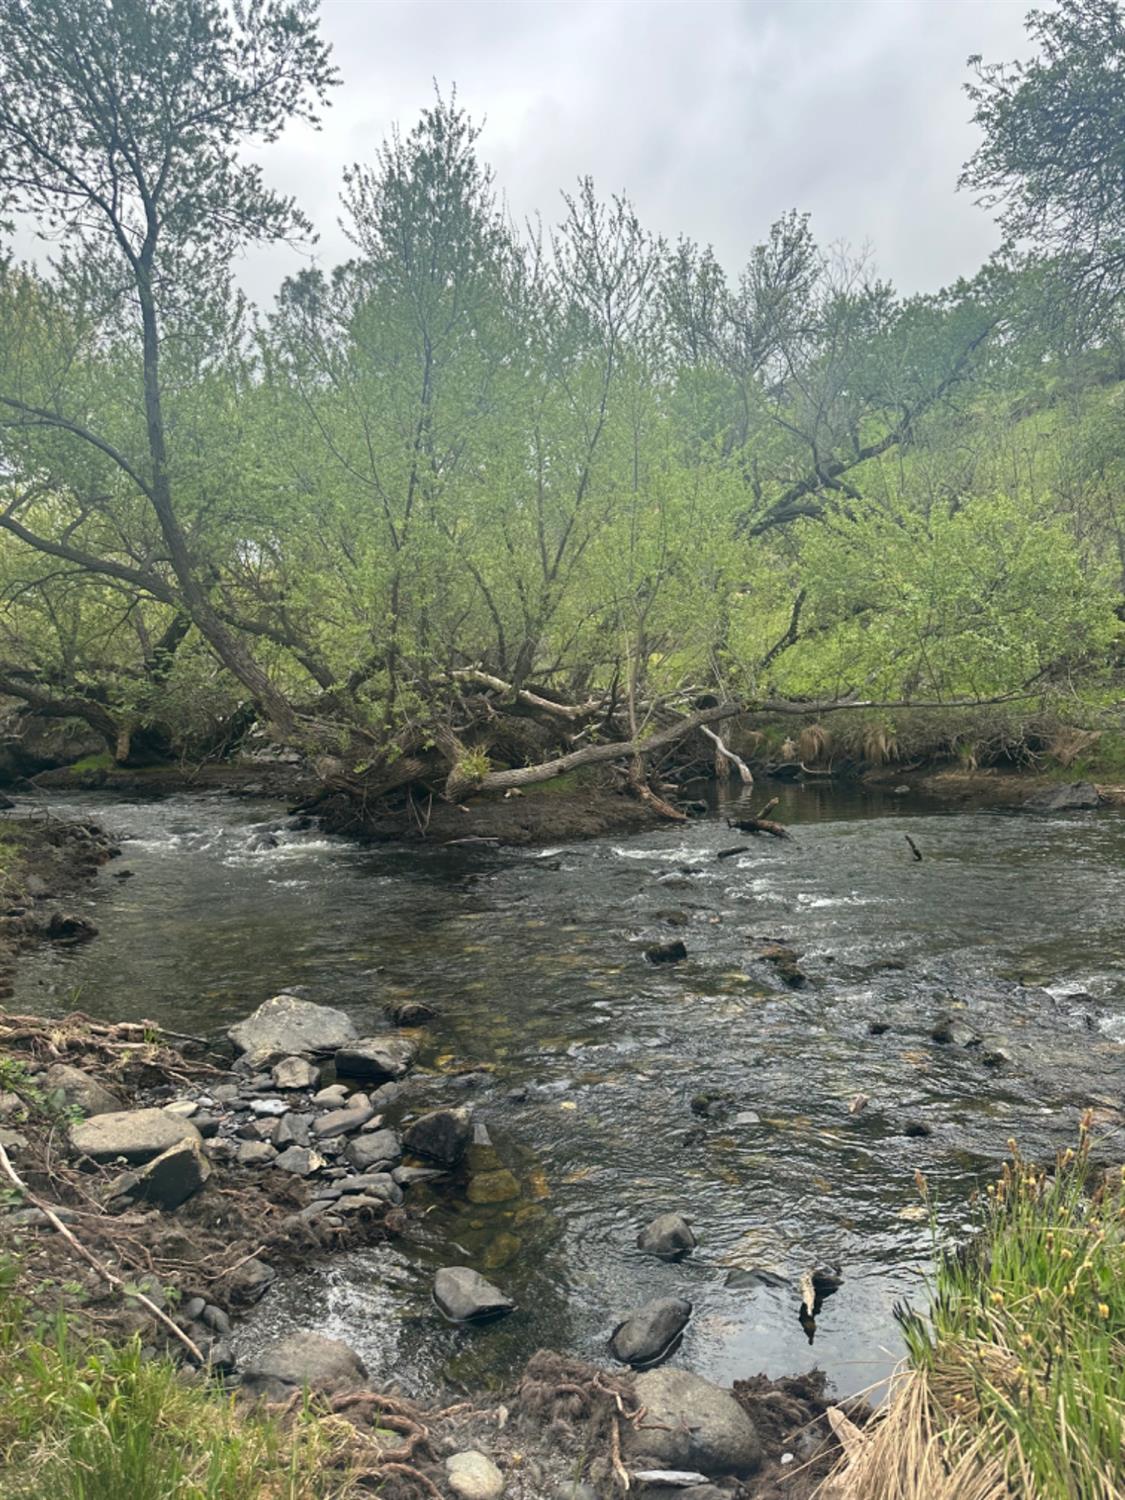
[0, 1261, 357, 1498]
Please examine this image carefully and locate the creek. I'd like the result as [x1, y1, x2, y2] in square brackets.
[11, 784, 1125, 1400]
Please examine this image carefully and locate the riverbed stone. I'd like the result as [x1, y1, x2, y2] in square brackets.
[609, 1297, 691, 1366]
[237, 1139, 277, 1167]
[251, 1097, 289, 1117]
[107, 1137, 211, 1210]
[392, 1165, 447, 1187]
[433, 1266, 514, 1322]
[273, 1146, 326, 1176]
[645, 940, 687, 965]
[275, 1113, 312, 1149]
[466, 1168, 521, 1204]
[403, 1106, 472, 1166]
[344, 1129, 402, 1172]
[312, 1084, 348, 1108]
[337, 1172, 402, 1204]
[69, 1108, 202, 1165]
[391, 1000, 439, 1026]
[636, 1212, 696, 1260]
[931, 1015, 978, 1047]
[334, 1036, 415, 1082]
[44, 1063, 123, 1118]
[1024, 781, 1101, 812]
[243, 1331, 367, 1396]
[228, 994, 357, 1064]
[446, 1451, 504, 1500]
[627, 1368, 761, 1476]
[314, 1103, 376, 1139]
[272, 1056, 321, 1091]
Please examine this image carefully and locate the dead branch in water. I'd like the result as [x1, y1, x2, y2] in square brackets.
[700, 724, 753, 785]
[727, 795, 790, 839]
[905, 835, 923, 862]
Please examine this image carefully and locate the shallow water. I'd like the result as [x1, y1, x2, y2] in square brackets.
[12, 784, 1125, 1400]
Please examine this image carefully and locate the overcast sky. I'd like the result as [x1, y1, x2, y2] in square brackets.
[14, 0, 1038, 301]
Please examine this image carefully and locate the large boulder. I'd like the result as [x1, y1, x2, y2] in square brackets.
[242, 1331, 367, 1397]
[70, 1108, 202, 1165]
[433, 1267, 514, 1322]
[43, 1063, 123, 1118]
[636, 1212, 696, 1260]
[228, 994, 357, 1064]
[609, 1297, 691, 1367]
[107, 1137, 211, 1210]
[334, 1036, 415, 1082]
[1024, 781, 1102, 813]
[403, 1106, 472, 1166]
[627, 1367, 761, 1476]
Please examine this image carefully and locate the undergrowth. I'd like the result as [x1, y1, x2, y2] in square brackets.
[883, 1125, 1125, 1498]
[0, 1259, 356, 1500]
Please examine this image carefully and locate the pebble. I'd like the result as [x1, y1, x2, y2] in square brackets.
[445, 1451, 504, 1500]
[251, 1098, 289, 1117]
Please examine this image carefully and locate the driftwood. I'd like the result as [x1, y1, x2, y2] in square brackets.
[726, 796, 790, 840]
[699, 725, 753, 785]
[904, 835, 923, 862]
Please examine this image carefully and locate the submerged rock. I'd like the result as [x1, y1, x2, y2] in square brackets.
[433, 1266, 514, 1322]
[627, 1367, 761, 1476]
[645, 940, 687, 965]
[403, 1106, 472, 1166]
[466, 1169, 521, 1204]
[45, 912, 98, 945]
[243, 1331, 367, 1396]
[334, 1036, 415, 1082]
[43, 1063, 122, 1118]
[636, 1212, 696, 1260]
[446, 1451, 504, 1500]
[609, 1296, 691, 1366]
[390, 1000, 438, 1026]
[70, 1108, 202, 1165]
[228, 994, 357, 1063]
[1023, 781, 1101, 813]
[108, 1137, 211, 1210]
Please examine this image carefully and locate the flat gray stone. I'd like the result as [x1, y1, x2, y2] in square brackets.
[108, 1138, 211, 1211]
[637, 1212, 696, 1260]
[433, 1266, 514, 1322]
[627, 1367, 761, 1476]
[1024, 781, 1101, 812]
[336, 1172, 402, 1204]
[344, 1129, 402, 1172]
[237, 1140, 277, 1167]
[312, 1084, 348, 1108]
[70, 1108, 202, 1165]
[314, 1104, 376, 1139]
[273, 1146, 326, 1176]
[228, 994, 357, 1064]
[334, 1036, 415, 1082]
[243, 1331, 366, 1394]
[609, 1297, 691, 1366]
[43, 1064, 123, 1118]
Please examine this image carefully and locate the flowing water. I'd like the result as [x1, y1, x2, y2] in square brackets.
[11, 785, 1125, 1400]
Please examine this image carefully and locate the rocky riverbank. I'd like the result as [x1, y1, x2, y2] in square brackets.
[0, 986, 853, 1498]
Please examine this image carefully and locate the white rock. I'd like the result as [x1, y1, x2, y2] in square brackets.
[445, 1451, 504, 1500]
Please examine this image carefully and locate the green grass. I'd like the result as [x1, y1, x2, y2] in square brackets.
[0, 1261, 357, 1500]
[67, 752, 114, 774]
[899, 1126, 1125, 1497]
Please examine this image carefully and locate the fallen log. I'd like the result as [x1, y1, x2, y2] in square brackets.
[726, 796, 790, 840]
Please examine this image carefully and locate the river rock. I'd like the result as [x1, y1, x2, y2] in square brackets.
[403, 1106, 472, 1166]
[467, 1168, 520, 1204]
[272, 1056, 321, 1091]
[609, 1297, 691, 1366]
[393, 1165, 447, 1186]
[312, 1083, 348, 1108]
[433, 1266, 514, 1322]
[931, 1015, 977, 1047]
[227, 1256, 275, 1304]
[70, 1108, 202, 1165]
[243, 1331, 367, 1396]
[344, 1129, 402, 1172]
[108, 1137, 211, 1211]
[251, 1097, 289, 1117]
[228, 994, 357, 1064]
[273, 1146, 326, 1176]
[337, 1172, 402, 1204]
[1024, 781, 1101, 813]
[275, 1113, 312, 1149]
[334, 1036, 415, 1082]
[45, 912, 98, 944]
[637, 1212, 696, 1260]
[645, 940, 687, 965]
[237, 1139, 277, 1167]
[446, 1451, 504, 1500]
[43, 1063, 122, 1118]
[391, 1000, 439, 1026]
[627, 1367, 761, 1476]
[314, 1103, 376, 1139]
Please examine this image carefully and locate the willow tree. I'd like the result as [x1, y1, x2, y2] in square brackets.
[0, 0, 336, 740]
